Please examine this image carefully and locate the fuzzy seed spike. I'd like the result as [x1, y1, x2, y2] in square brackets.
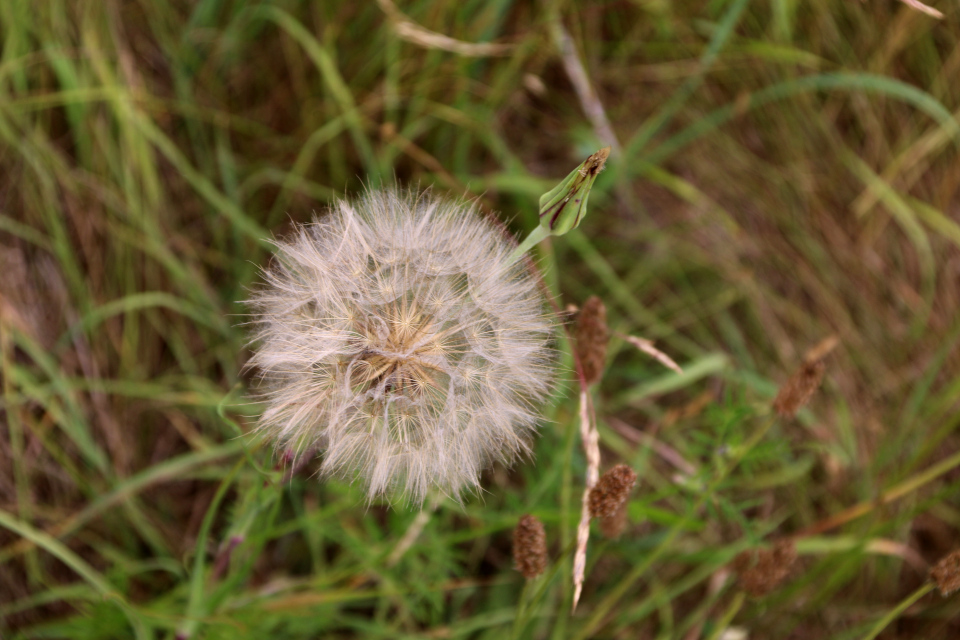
[588, 464, 637, 518]
[513, 514, 548, 579]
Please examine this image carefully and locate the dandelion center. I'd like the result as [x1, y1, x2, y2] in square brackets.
[348, 302, 451, 400]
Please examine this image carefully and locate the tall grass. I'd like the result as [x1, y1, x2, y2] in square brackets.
[1, 0, 959, 638]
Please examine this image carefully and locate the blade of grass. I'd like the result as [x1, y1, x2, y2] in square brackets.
[631, 73, 960, 178]
[0, 508, 150, 639]
[249, 5, 379, 178]
[621, 0, 751, 168]
[178, 459, 244, 639]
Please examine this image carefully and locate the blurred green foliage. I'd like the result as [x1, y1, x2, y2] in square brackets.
[2, 0, 960, 638]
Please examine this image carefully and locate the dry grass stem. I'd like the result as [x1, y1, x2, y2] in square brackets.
[607, 417, 698, 475]
[899, 0, 944, 18]
[732, 540, 798, 597]
[388, 497, 440, 567]
[682, 568, 734, 640]
[376, 0, 515, 56]
[804, 335, 840, 362]
[931, 549, 960, 596]
[572, 388, 600, 609]
[619, 333, 683, 374]
[513, 515, 548, 579]
[862, 539, 928, 572]
[575, 296, 609, 386]
[549, 19, 622, 156]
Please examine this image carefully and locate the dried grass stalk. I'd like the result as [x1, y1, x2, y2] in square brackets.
[572, 389, 600, 609]
[619, 333, 683, 374]
[548, 19, 621, 155]
[377, 0, 514, 56]
[899, 0, 943, 19]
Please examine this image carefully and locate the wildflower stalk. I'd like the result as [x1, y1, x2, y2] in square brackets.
[507, 147, 610, 266]
[508, 225, 552, 265]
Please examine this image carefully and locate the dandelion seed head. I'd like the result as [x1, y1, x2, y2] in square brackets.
[247, 189, 556, 504]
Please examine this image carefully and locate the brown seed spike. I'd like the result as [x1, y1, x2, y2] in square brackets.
[588, 464, 637, 518]
[732, 539, 798, 597]
[599, 501, 629, 539]
[773, 358, 826, 418]
[931, 549, 960, 596]
[513, 514, 548, 579]
[576, 296, 609, 387]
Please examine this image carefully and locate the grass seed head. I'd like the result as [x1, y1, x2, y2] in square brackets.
[247, 189, 556, 505]
[931, 549, 960, 596]
[732, 539, 798, 597]
[599, 501, 629, 539]
[513, 514, 548, 579]
[588, 464, 637, 518]
[575, 295, 608, 386]
[773, 359, 826, 418]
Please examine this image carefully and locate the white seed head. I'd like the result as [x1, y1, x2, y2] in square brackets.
[247, 189, 556, 504]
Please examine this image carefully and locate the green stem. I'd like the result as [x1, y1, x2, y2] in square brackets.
[860, 582, 935, 640]
[508, 225, 551, 266]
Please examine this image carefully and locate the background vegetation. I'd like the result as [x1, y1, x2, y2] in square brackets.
[2, 0, 960, 637]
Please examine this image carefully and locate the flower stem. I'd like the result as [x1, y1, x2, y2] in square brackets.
[507, 225, 551, 266]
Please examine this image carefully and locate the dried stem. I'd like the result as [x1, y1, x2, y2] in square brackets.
[572, 388, 600, 609]
[547, 14, 621, 156]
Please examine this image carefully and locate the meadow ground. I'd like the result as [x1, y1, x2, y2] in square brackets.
[2, 1, 960, 638]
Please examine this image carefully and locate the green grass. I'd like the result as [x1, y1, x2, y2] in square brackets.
[2, 0, 960, 637]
